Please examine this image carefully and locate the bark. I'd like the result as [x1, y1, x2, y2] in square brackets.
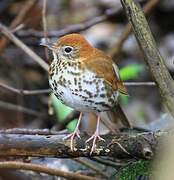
[0, 131, 165, 159]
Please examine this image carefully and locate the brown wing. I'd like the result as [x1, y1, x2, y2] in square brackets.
[82, 48, 128, 95]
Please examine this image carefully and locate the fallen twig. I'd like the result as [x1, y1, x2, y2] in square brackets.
[0, 161, 99, 180]
[74, 158, 109, 178]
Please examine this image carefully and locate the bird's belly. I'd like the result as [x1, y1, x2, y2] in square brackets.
[49, 70, 118, 112]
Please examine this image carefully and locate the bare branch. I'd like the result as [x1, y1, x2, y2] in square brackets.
[121, 0, 174, 117]
[52, 110, 80, 131]
[0, 128, 67, 135]
[74, 158, 109, 178]
[42, 0, 49, 60]
[0, 82, 50, 95]
[42, 0, 48, 39]
[0, 131, 159, 159]
[0, 161, 99, 180]
[16, 8, 120, 38]
[0, 101, 43, 116]
[108, 0, 159, 57]
[0, 0, 37, 53]
[0, 22, 49, 71]
[0, 81, 156, 97]
[124, 82, 156, 86]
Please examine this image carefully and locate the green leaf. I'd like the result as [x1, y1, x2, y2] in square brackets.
[120, 64, 144, 81]
[119, 94, 129, 105]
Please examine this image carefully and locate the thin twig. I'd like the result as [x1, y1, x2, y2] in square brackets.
[0, 161, 99, 180]
[90, 157, 129, 168]
[121, 0, 174, 117]
[124, 82, 156, 86]
[0, 82, 50, 95]
[52, 110, 79, 131]
[11, 24, 25, 33]
[108, 0, 159, 57]
[0, 22, 49, 71]
[0, 0, 37, 53]
[0, 82, 156, 97]
[42, 0, 49, 60]
[16, 8, 120, 38]
[0, 100, 43, 116]
[74, 158, 109, 178]
[0, 128, 68, 135]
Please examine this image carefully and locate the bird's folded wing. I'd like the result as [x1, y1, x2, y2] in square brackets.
[83, 51, 128, 95]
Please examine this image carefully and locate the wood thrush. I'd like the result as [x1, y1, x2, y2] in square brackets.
[42, 34, 131, 154]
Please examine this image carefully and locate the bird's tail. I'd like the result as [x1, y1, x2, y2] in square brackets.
[107, 105, 132, 128]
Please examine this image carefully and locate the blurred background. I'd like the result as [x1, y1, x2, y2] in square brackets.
[0, 0, 174, 179]
[0, 0, 173, 132]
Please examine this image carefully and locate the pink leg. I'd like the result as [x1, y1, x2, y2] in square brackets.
[63, 112, 82, 151]
[85, 116, 105, 155]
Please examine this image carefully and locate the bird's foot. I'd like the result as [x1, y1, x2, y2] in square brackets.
[63, 112, 83, 151]
[63, 128, 81, 151]
[86, 131, 105, 155]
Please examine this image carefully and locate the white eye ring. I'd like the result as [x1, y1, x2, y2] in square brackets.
[64, 46, 73, 53]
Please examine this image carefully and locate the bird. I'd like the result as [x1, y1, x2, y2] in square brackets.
[41, 33, 131, 154]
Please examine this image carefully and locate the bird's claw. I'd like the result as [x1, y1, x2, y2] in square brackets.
[63, 129, 81, 151]
[86, 133, 105, 155]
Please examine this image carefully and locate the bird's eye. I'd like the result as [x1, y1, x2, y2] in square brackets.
[64, 46, 73, 53]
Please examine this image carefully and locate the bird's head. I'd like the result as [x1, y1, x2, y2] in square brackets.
[41, 34, 93, 61]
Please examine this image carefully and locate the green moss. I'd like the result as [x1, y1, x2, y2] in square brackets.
[117, 160, 151, 180]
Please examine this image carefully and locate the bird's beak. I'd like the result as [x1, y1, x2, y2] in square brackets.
[40, 38, 53, 50]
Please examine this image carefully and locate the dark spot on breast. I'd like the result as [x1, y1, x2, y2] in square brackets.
[108, 98, 115, 104]
[74, 78, 77, 85]
[68, 80, 72, 85]
[100, 102, 110, 108]
[100, 94, 106, 98]
[87, 99, 94, 103]
[101, 87, 105, 91]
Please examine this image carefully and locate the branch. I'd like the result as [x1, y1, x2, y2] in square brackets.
[0, 22, 49, 71]
[108, 0, 159, 57]
[52, 110, 80, 131]
[125, 82, 156, 86]
[0, 82, 156, 96]
[0, 82, 50, 95]
[121, 0, 174, 117]
[0, 128, 67, 135]
[0, 161, 98, 180]
[0, 0, 37, 53]
[0, 131, 165, 159]
[16, 8, 120, 38]
[42, 0, 49, 60]
[74, 158, 109, 178]
[0, 100, 43, 116]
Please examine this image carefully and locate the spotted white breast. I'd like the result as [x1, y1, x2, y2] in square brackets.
[49, 58, 119, 112]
